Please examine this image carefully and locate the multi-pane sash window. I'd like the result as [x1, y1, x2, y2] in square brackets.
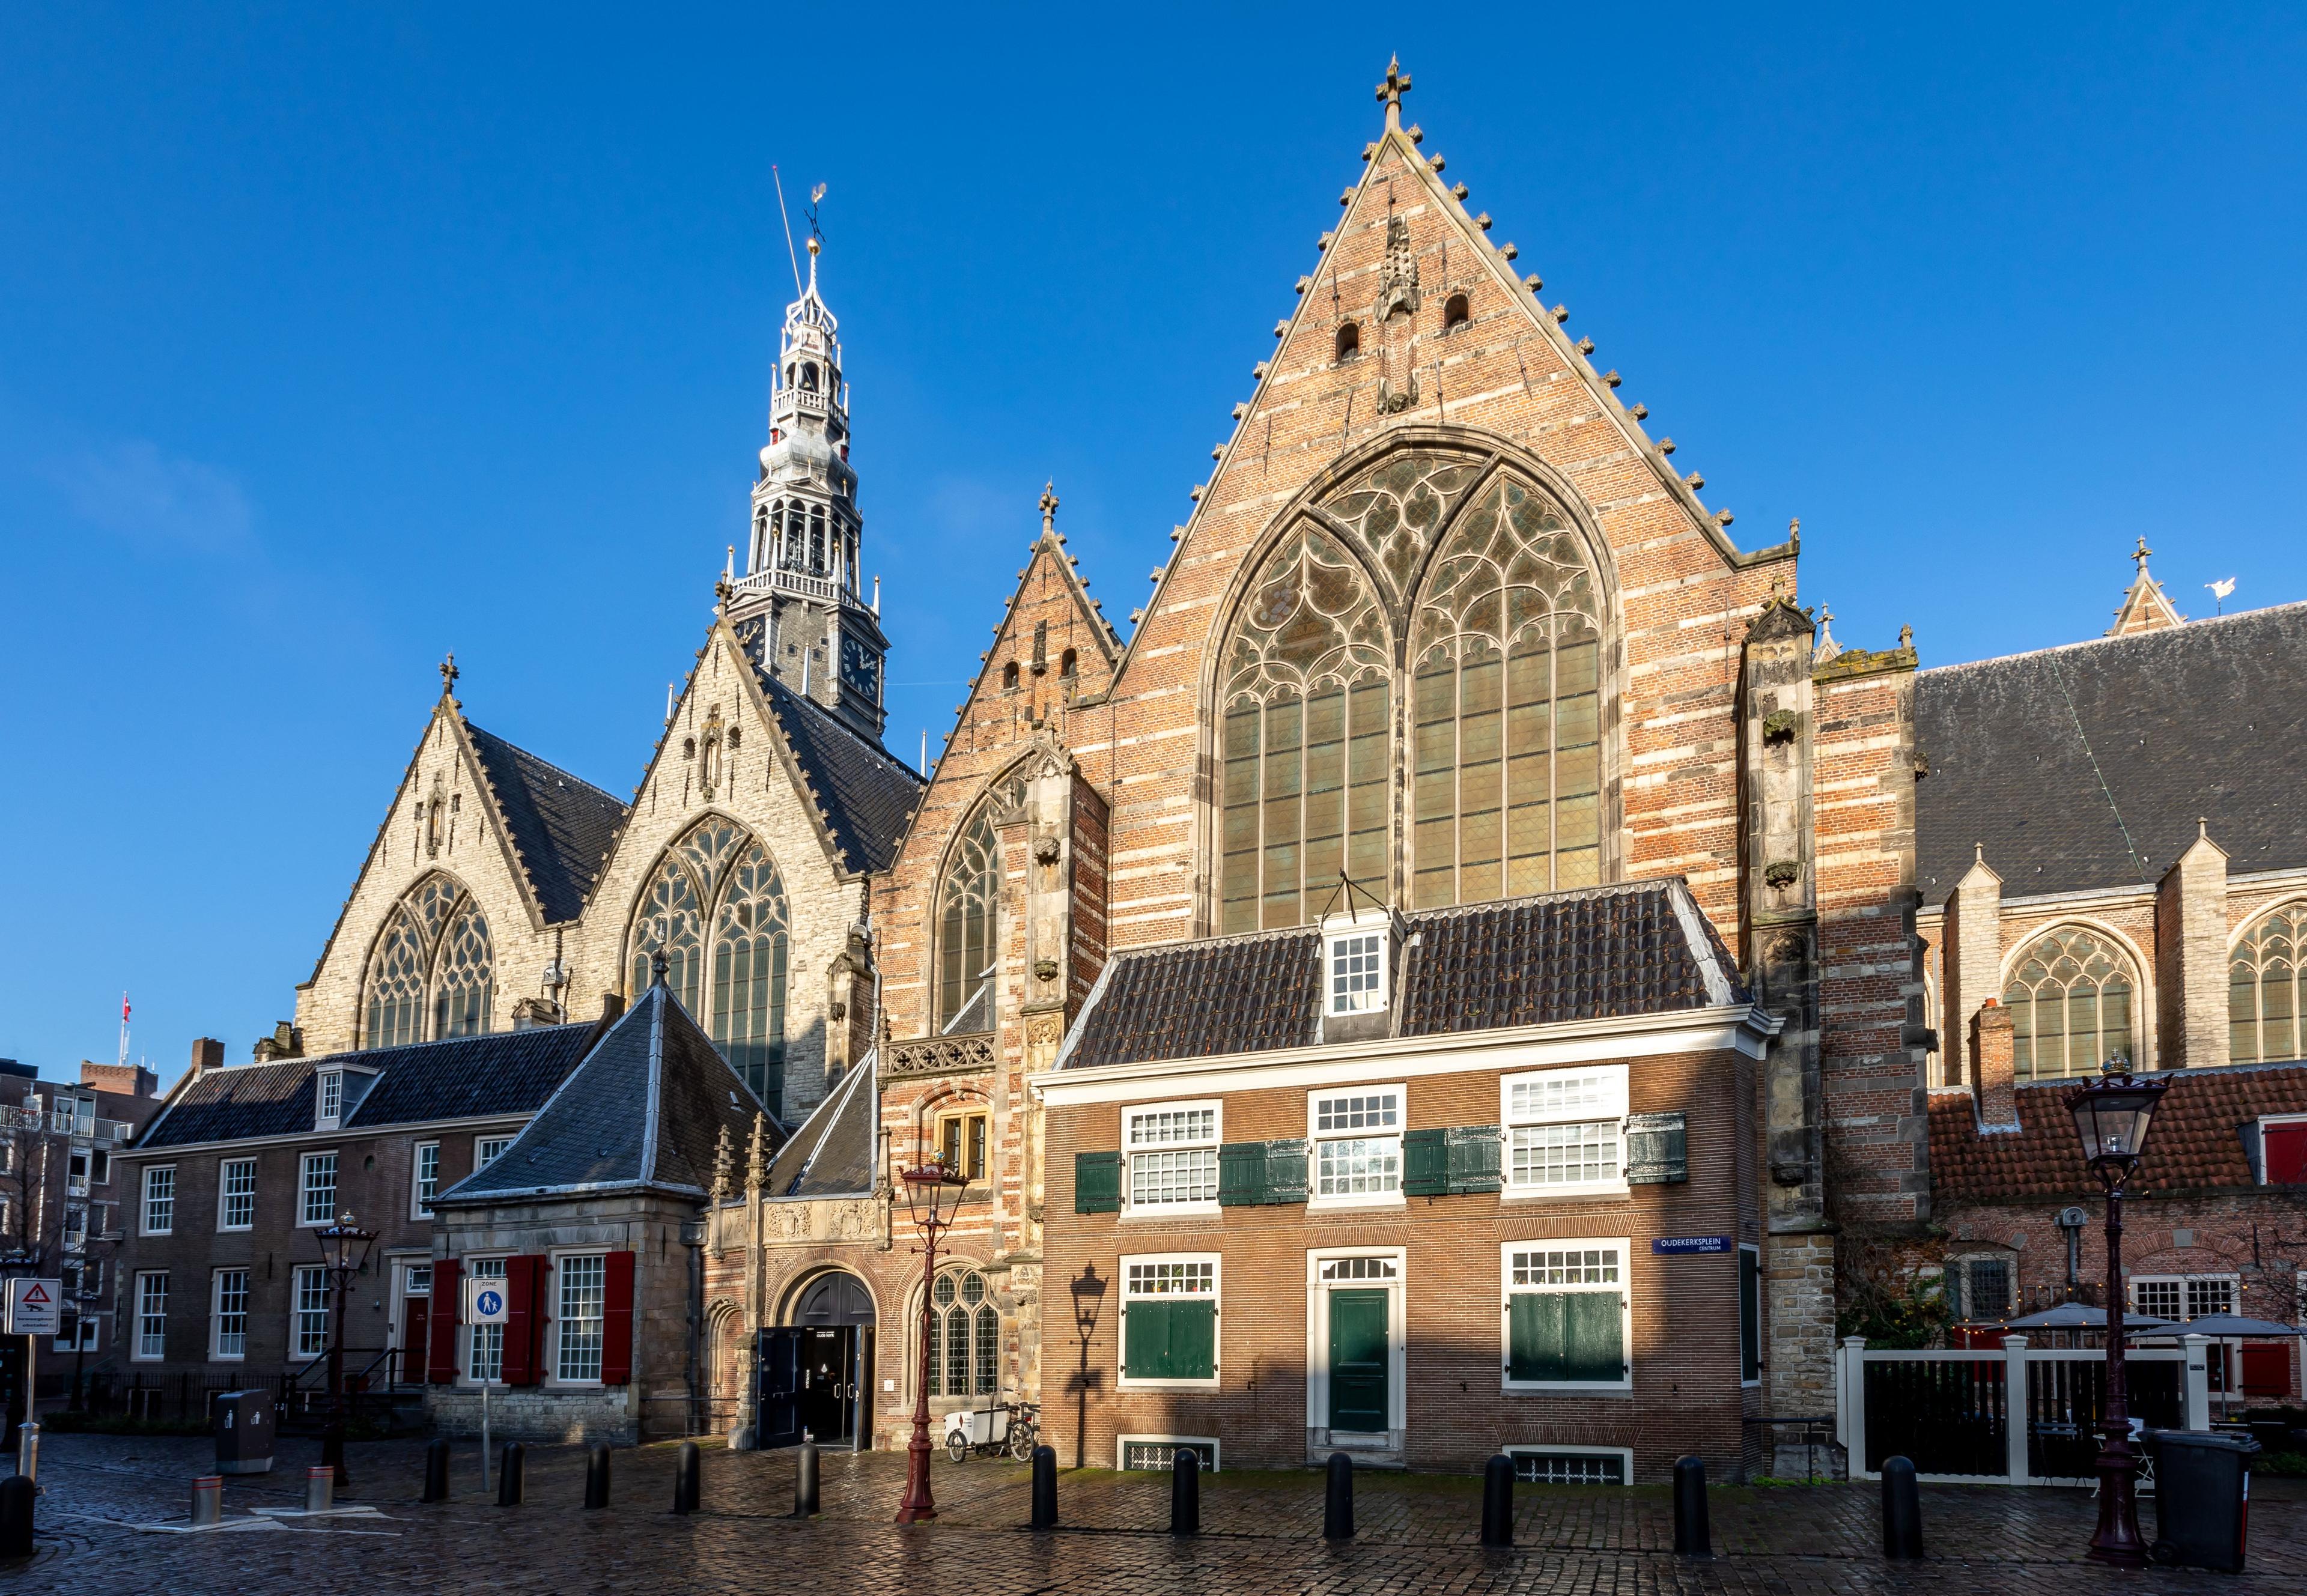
[468, 1258, 506, 1382]
[1310, 1087, 1403, 1201]
[1125, 1103, 1221, 1210]
[556, 1255, 607, 1382]
[1327, 928, 1387, 1015]
[938, 1112, 989, 1181]
[1503, 1242, 1628, 1389]
[1502, 1067, 1628, 1193]
[135, 1271, 168, 1359]
[317, 1071, 343, 1127]
[293, 1266, 331, 1358]
[213, 1269, 250, 1359]
[1122, 1258, 1218, 1384]
[219, 1159, 257, 1231]
[142, 1165, 176, 1235]
[476, 1135, 514, 1173]
[300, 1152, 338, 1225]
[2132, 1275, 2237, 1322]
[413, 1142, 440, 1218]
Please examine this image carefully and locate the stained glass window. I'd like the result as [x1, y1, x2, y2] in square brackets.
[938, 803, 1002, 1031]
[629, 818, 790, 1114]
[2231, 903, 2307, 1065]
[927, 1269, 999, 1398]
[433, 906, 493, 1038]
[363, 874, 493, 1047]
[2004, 927, 2136, 1079]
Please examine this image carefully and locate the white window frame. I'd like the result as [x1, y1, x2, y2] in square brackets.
[1117, 1252, 1221, 1391]
[1500, 1237, 1634, 1394]
[52, 1314, 100, 1355]
[292, 1264, 332, 1359]
[552, 1251, 609, 1386]
[88, 1148, 110, 1186]
[464, 1255, 509, 1385]
[66, 1147, 90, 1197]
[133, 1270, 169, 1361]
[141, 1165, 176, 1236]
[1305, 1083, 1406, 1210]
[475, 1134, 515, 1173]
[412, 1141, 442, 1219]
[1121, 1099, 1222, 1217]
[1322, 912, 1390, 1017]
[2257, 1113, 2307, 1184]
[211, 1267, 251, 1361]
[315, 1069, 343, 1130]
[1500, 1065, 1630, 1201]
[1116, 1434, 1220, 1472]
[299, 1150, 338, 1227]
[1501, 1444, 1635, 1485]
[217, 1157, 257, 1231]
[2131, 1272, 2241, 1322]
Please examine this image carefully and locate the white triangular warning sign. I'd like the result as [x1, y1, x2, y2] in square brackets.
[22, 1282, 51, 1304]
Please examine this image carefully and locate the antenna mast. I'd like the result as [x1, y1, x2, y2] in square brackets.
[118, 991, 130, 1069]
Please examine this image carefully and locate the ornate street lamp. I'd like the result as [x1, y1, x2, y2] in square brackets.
[893, 1156, 970, 1524]
[313, 1212, 377, 1490]
[2065, 1061, 2170, 1569]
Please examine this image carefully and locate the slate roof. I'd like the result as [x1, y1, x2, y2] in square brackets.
[1927, 1063, 2307, 1201]
[1061, 879, 1745, 1071]
[465, 722, 630, 922]
[753, 671, 923, 875]
[137, 1024, 600, 1149]
[438, 982, 777, 1203]
[763, 1049, 878, 1200]
[1915, 602, 2307, 903]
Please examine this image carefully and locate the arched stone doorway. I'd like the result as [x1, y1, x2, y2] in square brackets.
[760, 1271, 877, 1449]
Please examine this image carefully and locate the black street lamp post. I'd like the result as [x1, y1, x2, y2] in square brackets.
[2065, 1061, 2171, 1570]
[313, 1212, 377, 1490]
[894, 1159, 970, 1524]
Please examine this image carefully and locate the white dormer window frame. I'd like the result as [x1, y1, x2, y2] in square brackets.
[1322, 909, 1390, 1018]
[316, 1070, 344, 1130]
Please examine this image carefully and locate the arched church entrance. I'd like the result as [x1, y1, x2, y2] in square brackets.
[759, 1270, 877, 1449]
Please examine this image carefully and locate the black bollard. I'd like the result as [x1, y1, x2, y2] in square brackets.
[1030, 1443, 1059, 1529]
[1671, 1455, 1710, 1558]
[1324, 1450, 1354, 1541]
[673, 1440, 701, 1514]
[585, 1443, 612, 1510]
[0, 1473, 32, 1559]
[1880, 1455, 1923, 1559]
[1480, 1454, 1515, 1548]
[794, 1439, 819, 1518]
[422, 1437, 450, 1503]
[1170, 1449, 1200, 1536]
[497, 1441, 526, 1507]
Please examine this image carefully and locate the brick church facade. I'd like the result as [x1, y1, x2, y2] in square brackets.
[107, 61, 2305, 1469]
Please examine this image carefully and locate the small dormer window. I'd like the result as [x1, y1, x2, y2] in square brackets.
[1324, 912, 1390, 1016]
[317, 1071, 343, 1129]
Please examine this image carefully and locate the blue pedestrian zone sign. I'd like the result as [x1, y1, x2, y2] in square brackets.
[466, 1279, 510, 1324]
[1652, 1235, 1732, 1255]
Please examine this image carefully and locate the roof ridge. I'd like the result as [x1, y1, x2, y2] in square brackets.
[1920, 599, 2307, 678]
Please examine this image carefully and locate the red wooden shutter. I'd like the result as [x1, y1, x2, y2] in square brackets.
[403, 1297, 430, 1382]
[502, 1255, 545, 1386]
[426, 1260, 462, 1384]
[601, 1251, 637, 1385]
[2266, 1124, 2307, 1185]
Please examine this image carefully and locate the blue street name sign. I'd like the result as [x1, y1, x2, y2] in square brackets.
[1652, 1236, 1731, 1255]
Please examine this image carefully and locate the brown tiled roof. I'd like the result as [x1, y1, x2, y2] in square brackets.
[1927, 1063, 2307, 1201]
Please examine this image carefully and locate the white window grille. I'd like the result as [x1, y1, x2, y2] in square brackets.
[413, 1142, 440, 1217]
[142, 1165, 175, 1235]
[135, 1271, 169, 1360]
[317, 1071, 343, 1127]
[1310, 1087, 1403, 1200]
[213, 1269, 249, 1359]
[1507, 1448, 1629, 1485]
[219, 1158, 257, 1231]
[556, 1255, 607, 1382]
[1501, 1067, 1628, 1194]
[1124, 1103, 1221, 1210]
[300, 1152, 338, 1225]
[476, 1135, 514, 1172]
[293, 1266, 332, 1358]
[1326, 927, 1388, 1015]
[1120, 1438, 1218, 1472]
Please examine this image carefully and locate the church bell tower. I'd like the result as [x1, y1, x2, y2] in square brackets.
[727, 229, 889, 740]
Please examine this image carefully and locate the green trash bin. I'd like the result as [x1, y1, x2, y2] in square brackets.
[2150, 1430, 2260, 1573]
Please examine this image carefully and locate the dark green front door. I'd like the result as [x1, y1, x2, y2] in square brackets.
[1328, 1289, 1390, 1433]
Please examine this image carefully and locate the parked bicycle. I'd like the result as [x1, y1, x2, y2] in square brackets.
[943, 1392, 1039, 1461]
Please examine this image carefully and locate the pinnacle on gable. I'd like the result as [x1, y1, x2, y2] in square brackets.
[1602, 370, 1621, 388]
[1316, 231, 1333, 252]
[1659, 437, 1676, 455]
[1501, 242, 1518, 261]
[1427, 153, 1445, 172]
[1631, 403, 1648, 420]
[1685, 472, 1706, 490]
[1294, 277, 1310, 296]
[1474, 211, 1492, 231]
[1339, 189, 1354, 208]
[1524, 273, 1542, 291]
[1576, 336, 1595, 355]
[1551, 305, 1569, 323]
[1452, 183, 1469, 201]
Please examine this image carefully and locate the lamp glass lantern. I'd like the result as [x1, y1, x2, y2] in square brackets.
[2065, 1072, 2168, 1177]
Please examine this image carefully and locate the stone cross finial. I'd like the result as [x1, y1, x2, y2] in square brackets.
[439, 653, 459, 694]
[1375, 55, 1412, 127]
[745, 1111, 769, 1192]
[711, 1124, 734, 1201]
[2133, 535, 2153, 574]
[1039, 481, 1059, 535]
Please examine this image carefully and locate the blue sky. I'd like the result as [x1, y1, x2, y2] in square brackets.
[4, 5, 2304, 1084]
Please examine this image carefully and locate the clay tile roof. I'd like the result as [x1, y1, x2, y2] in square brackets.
[463, 722, 629, 921]
[1927, 1062, 2307, 1202]
[1915, 601, 2307, 902]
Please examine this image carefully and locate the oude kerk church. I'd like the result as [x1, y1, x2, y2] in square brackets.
[102, 64, 2307, 1481]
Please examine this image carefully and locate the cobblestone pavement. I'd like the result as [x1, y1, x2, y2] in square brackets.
[9, 1433, 2303, 1594]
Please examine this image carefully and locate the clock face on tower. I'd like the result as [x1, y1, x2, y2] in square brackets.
[839, 634, 880, 699]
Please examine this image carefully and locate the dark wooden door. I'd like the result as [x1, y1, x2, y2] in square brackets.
[756, 1327, 805, 1449]
[797, 1324, 856, 1445]
[1328, 1290, 1390, 1434]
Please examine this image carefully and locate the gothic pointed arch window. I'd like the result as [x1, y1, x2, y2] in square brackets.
[2004, 926, 2137, 1080]
[362, 874, 493, 1048]
[1405, 475, 1604, 908]
[924, 1267, 999, 1398]
[2230, 902, 2307, 1064]
[937, 798, 1004, 1033]
[628, 817, 791, 1111]
[1217, 524, 1391, 933]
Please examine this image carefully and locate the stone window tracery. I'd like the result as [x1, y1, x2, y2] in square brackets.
[362, 874, 494, 1048]
[925, 1267, 999, 1398]
[2230, 903, 2307, 1065]
[2003, 926, 2136, 1080]
[1322, 451, 1483, 602]
[629, 816, 789, 1112]
[938, 801, 1002, 1033]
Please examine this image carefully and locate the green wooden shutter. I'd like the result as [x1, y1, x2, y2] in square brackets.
[1507, 1292, 1566, 1383]
[1126, 1300, 1215, 1380]
[1218, 1141, 1266, 1206]
[1263, 1138, 1309, 1203]
[1402, 1128, 1448, 1196]
[1738, 1248, 1761, 1383]
[1626, 1111, 1688, 1185]
[1510, 1292, 1623, 1383]
[1564, 1293, 1625, 1382]
[1074, 1150, 1121, 1213]
[1447, 1125, 1502, 1193]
